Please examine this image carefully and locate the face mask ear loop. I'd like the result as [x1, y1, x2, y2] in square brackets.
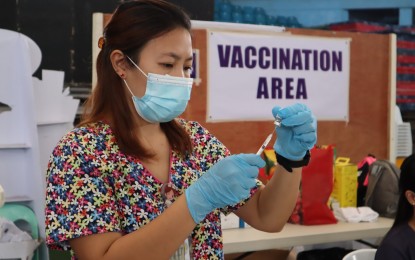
[123, 79, 135, 97]
[126, 55, 148, 78]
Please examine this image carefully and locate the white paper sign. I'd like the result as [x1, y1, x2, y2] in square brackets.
[207, 31, 351, 122]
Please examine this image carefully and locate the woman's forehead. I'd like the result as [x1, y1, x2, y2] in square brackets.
[141, 28, 192, 57]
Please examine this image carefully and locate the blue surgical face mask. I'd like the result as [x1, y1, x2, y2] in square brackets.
[123, 56, 193, 123]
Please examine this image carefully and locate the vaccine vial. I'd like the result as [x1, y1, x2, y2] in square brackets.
[274, 115, 282, 127]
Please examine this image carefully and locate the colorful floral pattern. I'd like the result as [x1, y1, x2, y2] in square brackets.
[45, 119, 260, 259]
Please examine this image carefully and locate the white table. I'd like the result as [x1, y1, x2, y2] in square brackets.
[223, 217, 393, 254]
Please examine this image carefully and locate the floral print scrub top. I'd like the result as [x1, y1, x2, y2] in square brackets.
[45, 119, 261, 259]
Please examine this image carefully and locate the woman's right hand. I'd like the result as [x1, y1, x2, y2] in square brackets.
[185, 154, 265, 223]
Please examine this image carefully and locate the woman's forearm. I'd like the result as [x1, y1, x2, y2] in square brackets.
[236, 165, 301, 232]
[70, 195, 196, 260]
[257, 165, 301, 230]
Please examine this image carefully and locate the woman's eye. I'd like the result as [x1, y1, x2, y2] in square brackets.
[184, 66, 193, 74]
[162, 63, 173, 68]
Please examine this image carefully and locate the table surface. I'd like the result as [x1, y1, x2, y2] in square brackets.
[222, 217, 394, 254]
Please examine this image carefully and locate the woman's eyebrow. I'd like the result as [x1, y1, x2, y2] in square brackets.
[161, 52, 193, 61]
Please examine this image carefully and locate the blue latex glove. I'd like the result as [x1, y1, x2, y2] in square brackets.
[273, 103, 317, 161]
[185, 154, 265, 223]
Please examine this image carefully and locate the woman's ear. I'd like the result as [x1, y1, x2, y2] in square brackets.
[110, 50, 128, 78]
[405, 190, 415, 206]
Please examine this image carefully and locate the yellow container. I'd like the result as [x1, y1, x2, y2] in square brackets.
[396, 157, 405, 168]
[331, 157, 358, 207]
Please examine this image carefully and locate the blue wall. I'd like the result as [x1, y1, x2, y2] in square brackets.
[215, 0, 415, 27]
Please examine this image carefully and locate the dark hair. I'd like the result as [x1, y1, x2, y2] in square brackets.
[392, 153, 415, 228]
[79, 0, 193, 158]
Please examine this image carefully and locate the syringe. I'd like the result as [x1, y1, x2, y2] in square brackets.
[256, 134, 273, 155]
[256, 115, 282, 155]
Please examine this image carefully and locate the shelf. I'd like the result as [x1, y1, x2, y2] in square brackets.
[37, 120, 73, 126]
[5, 195, 33, 203]
[0, 143, 31, 149]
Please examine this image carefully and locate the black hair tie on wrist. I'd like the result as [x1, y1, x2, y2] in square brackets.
[275, 150, 311, 173]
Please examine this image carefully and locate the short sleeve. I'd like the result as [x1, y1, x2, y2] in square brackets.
[45, 128, 121, 250]
[375, 244, 405, 260]
[220, 179, 263, 216]
[375, 226, 414, 260]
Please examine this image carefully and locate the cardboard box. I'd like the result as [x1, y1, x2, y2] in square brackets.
[0, 239, 40, 259]
[221, 213, 243, 229]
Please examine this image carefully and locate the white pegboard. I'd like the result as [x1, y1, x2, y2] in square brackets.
[396, 122, 413, 157]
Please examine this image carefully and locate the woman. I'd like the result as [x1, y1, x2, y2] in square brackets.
[44, 1, 316, 259]
[375, 154, 415, 259]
